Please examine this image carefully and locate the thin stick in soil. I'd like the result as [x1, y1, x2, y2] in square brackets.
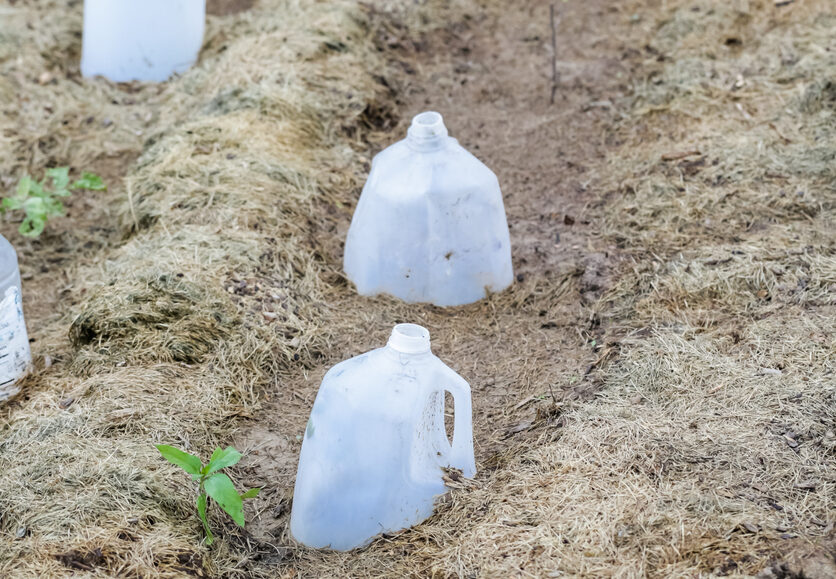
[550, 4, 559, 105]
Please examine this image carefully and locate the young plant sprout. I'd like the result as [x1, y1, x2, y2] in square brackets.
[156, 445, 260, 545]
[2, 168, 105, 237]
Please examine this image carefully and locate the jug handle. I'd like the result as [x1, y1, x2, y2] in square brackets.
[440, 367, 476, 478]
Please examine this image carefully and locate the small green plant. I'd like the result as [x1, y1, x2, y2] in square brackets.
[156, 444, 260, 545]
[2, 167, 105, 237]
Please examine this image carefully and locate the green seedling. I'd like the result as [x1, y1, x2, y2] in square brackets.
[2, 168, 105, 237]
[156, 444, 260, 545]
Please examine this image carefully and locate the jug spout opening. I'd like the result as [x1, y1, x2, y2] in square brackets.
[406, 111, 448, 150]
[387, 323, 431, 354]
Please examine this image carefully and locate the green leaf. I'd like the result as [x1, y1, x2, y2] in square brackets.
[155, 444, 203, 475]
[46, 167, 70, 193]
[16, 176, 32, 198]
[19, 217, 45, 238]
[27, 179, 46, 198]
[71, 172, 106, 191]
[204, 473, 245, 527]
[22, 196, 48, 219]
[2, 197, 22, 211]
[206, 446, 242, 475]
[196, 493, 213, 545]
[240, 488, 260, 500]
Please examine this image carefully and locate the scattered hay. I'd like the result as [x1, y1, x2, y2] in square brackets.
[603, 0, 835, 254]
[584, 0, 836, 575]
[69, 274, 234, 369]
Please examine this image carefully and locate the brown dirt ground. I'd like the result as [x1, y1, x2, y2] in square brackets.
[0, 0, 833, 577]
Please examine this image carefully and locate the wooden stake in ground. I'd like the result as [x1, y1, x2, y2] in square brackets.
[550, 4, 559, 104]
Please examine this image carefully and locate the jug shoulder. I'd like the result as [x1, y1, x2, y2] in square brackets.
[373, 137, 494, 169]
[367, 139, 500, 198]
[319, 349, 443, 395]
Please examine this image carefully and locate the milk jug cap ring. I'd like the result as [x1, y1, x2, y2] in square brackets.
[407, 111, 448, 142]
[387, 323, 431, 354]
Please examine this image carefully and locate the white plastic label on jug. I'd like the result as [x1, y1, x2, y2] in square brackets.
[0, 286, 31, 400]
[290, 324, 476, 551]
[81, 0, 206, 83]
[344, 111, 513, 306]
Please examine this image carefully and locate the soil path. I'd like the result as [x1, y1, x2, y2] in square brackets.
[238, 0, 644, 569]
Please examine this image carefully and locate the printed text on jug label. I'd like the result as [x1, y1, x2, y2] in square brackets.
[0, 286, 31, 392]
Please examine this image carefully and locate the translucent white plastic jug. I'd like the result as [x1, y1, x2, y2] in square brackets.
[0, 235, 31, 401]
[81, 0, 205, 82]
[343, 112, 513, 306]
[290, 324, 475, 551]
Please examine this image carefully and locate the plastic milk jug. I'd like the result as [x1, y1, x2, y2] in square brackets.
[0, 235, 31, 401]
[290, 324, 476, 550]
[81, 0, 205, 82]
[344, 112, 513, 306]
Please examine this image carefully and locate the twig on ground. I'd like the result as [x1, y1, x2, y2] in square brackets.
[584, 345, 616, 376]
[661, 150, 702, 161]
[550, 4, 559, 104]
[513, 396, 537, 411]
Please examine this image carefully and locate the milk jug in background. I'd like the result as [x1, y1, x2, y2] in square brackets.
[344, 112, 513, 306]
[290, 324, 475, 551]
[81, 0, 205, 82]
[0, 235, 31, 401]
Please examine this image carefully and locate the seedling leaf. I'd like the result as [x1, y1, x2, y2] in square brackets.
[156, 445, 202, 475]
[205, 473, 245, 526]
[16, 176, 32, 198]
[22, 197, 48, 219]
[71, 172, 106, 191]
[19, 217, 45, 238]
[46, 167, 70, 193]
[2, 197, 21, 212]
[206, 446, 242, 475]
[240, 488, 260, 500]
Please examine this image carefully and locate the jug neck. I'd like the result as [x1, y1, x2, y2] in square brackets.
[386, 323, 431, 355]
[406, 111, 449, 152]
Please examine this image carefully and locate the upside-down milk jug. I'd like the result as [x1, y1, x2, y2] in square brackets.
[81, 0, 205, 82]
[290, 324, 476, 550]
[0, 235, 30, 401]
[344, 111, 513, 306]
